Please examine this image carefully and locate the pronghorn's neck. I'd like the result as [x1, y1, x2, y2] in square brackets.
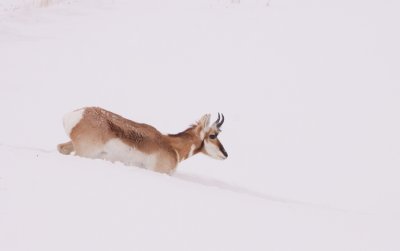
[166, 126, 203, 163]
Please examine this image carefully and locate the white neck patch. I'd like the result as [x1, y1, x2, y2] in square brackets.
[187, 144, 196, 158]
[174, 149, 181, 163]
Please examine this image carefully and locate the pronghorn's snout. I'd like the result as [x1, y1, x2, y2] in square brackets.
[203, 138, 228, 160]
[220, 144, 228, 159]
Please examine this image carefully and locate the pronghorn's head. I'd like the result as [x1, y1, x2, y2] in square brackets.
[197, 113, 228, 160]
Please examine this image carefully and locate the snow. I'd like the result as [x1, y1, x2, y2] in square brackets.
[0, 0, 68, 12]
[1, 0, 400, 250]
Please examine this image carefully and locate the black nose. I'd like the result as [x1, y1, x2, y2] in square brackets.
[220, 146, 228, 158]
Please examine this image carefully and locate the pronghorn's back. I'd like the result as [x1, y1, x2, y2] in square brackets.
[58, 107, 228, 174]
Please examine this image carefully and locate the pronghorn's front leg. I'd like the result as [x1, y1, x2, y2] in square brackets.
[154, 164, 176, 174]
[57, 141, 74, 155]
[152, 151, 179, 174]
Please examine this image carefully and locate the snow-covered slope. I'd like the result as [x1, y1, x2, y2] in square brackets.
[1, 0, 399, 250]
[0, 0, 68, 12]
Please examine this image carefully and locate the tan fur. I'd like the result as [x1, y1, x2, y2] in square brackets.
[57, 141, 74, 155]
[58, 107, 226, 174]
[37, 0, 51, 7]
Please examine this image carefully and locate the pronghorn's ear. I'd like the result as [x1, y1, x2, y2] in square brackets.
[198, 114, 211, 139]
[199, 114, 211, 129]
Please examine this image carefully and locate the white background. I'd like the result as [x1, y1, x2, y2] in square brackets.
[1, 0, 399, 250]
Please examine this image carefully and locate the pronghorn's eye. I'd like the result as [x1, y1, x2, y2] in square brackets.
[209, 134, 217, 139]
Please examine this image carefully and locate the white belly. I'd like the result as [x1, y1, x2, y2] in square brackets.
[100, 138, 158, 170]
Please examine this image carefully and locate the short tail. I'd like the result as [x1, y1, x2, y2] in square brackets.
[57, 141, 74, 155]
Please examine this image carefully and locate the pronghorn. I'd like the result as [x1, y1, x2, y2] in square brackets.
[57, 107, 228, 174]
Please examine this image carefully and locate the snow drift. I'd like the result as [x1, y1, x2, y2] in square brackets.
[1, 0, 399, 250]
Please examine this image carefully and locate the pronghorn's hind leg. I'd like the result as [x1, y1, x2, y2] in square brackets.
[57, 141, 74, 155]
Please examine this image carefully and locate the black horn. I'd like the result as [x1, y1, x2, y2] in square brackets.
[217, 113, 224, 128]
[215, 113, 221, 124]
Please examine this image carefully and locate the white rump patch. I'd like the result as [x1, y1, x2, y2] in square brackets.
[63, 108, 84, 136]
